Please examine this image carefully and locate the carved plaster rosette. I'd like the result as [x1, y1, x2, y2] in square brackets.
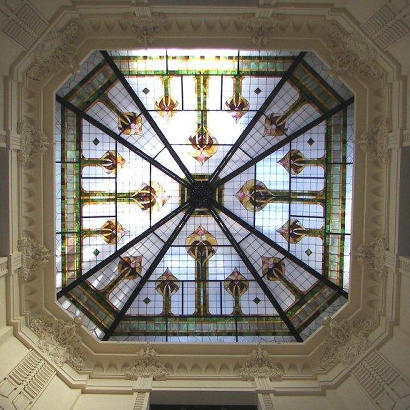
[356, 236, 387, 279]
[17, 121, 49, 166]
[119, 12, 166, 48]
[237, 16, 276, 48]
[28, 20, 84, 81]
[326, 22, 383, 80]
[239, 346, 283, 380]
[29, 314, 87, 371]
[319, 317, 376, 371]
[357, 117, 390, 164]
[18, 236, 51, 281]
[125, 345, 168, 380]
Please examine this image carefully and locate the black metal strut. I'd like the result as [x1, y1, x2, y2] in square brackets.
[56, 95, 190, 188]
[100, 50, 195, 185]
[213, 201, 348, 299]
[102, 206, 194, 340]
[57, 202, 190, 299]
[215, 97, 354, 187]
[209, 51, 307, 185]
[209, 207, 303, 342]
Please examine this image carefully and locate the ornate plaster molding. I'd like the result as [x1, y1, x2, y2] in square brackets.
[326, 22, 384, 80]
[355, 236, 387, 279]
[357, 117, 390, 164]
[18, 236, 50, 281]
[118, 10, 166, 48]
[17, 121, 48, 166]
[319, 316, 376, 371]
[29, 314, 87, 371]
[239, 346, 283, 380]
[27, 19, 84, 81]
[238, 16, 276, 48]
[6, 4, 399, 391]
[125, 345, 168, 380]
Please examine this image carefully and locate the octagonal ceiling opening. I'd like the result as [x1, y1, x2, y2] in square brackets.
[54, 49, 354, 343]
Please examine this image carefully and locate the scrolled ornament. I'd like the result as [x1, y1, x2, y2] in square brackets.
[125, 344, 168, 380]
[239, 346, 283, 380]
[28, 20, 84, 80]
[18, 235, 50, 281]
[30, 314, 86, 371]
[319, 316, 376, 370]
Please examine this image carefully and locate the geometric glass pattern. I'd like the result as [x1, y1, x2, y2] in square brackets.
[55, 49, 354, 342]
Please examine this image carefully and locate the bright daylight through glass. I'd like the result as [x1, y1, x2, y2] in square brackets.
[55, 49, 354, 342]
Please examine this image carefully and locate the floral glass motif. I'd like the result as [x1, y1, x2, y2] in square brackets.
[118, 112, 143, 135]
[155, 76, 179, 119]
[56, 49, 354, 343]
[225, 76, 250, 122]
[224, 267, 249, 315]
[156, 268, 180, 316]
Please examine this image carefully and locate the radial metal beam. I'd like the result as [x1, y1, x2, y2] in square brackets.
[57, 202, 190, 299]
[100, 50, 195, 185]
[57, 95, 190, 188]
[209, 52, 307, 185]
[215, 96, 354, 187]
[102, 206, 194, 340]
[213, 201, 348, 298]
[209, 207, 302, 342]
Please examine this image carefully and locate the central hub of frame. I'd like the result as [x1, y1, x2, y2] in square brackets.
[179, 174, 224, 216]
[190, 181, 214, 208]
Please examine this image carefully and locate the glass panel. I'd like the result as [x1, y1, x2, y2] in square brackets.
[56, 49, 353, 342]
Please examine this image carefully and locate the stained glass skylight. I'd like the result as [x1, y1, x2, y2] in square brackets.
[55, 49, 354, 342]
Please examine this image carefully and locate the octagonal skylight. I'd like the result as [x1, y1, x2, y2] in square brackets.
[55, 49, 354, 342]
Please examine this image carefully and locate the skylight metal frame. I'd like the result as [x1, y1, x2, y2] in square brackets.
[55, 49, 353, 342]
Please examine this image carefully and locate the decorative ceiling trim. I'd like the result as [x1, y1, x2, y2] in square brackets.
[355, 236, 387, 280]
[357, 117, 391, 164]
[325, 22, 384, 79]
[27, 19, 84, 81]
[125, 345, 168, 381]
[18, 236, 50, 281]
[238, 15, 277, 47]
[17, 121, 49, 166]
[29, 314, 87, 371]
[319, 316, 377, 371]
[0, 0, 48, 49]
[2, 2, 401, 394]
[239, 346, 284, 380]
[118, 10, 167, 48]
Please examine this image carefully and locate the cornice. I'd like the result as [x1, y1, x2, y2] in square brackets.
[2, 2, 403, 394]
